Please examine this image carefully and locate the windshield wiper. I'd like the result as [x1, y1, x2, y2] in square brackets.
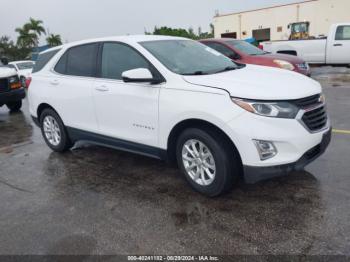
[214, 66, 237, 74]
[182, 71, 208, 76]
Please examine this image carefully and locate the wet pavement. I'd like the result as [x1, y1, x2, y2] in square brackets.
[0, 66, 349, 255]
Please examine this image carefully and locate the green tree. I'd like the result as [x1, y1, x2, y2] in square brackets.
[0, 35, 30, 60]
[16, 18, 46, 48]
[46, 34, 62, 47]
[23, 17, 46, 47]
[27, 18, 46, 35]
[15, 27, 37, 48]
[146, 25, 214, 40]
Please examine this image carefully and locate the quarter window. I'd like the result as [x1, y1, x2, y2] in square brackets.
[335, 26, 350, 40]
[101, 43, 150, 80]
[55, 43, 99, 77]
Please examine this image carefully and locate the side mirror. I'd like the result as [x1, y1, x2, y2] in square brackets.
[122, 68, 155, 83]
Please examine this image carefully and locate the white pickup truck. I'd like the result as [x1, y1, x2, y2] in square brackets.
[261, 23, 350, 65]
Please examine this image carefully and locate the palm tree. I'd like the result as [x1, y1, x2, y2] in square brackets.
[46, 34, 62, 47]
[15, 18, 46, 48]
[15, 26, 37, 48]
[25, 18, 46, 37]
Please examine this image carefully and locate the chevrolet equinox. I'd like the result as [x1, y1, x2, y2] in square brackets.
[28, 35, 331, 196]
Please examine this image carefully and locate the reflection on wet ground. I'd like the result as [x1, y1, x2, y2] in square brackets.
[0, 111, 32, 150]
[0, 67, 349, 255]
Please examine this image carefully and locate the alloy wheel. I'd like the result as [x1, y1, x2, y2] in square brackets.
[43, 116, 61, 146]
[182, 139, 216, 186]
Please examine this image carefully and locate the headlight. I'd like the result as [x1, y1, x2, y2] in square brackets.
[273, 60, 295, 71]
[231, 97, 299, 119]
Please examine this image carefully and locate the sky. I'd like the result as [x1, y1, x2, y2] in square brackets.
[1, 0, 306, 44]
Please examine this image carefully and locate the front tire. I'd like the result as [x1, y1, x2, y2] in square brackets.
[6, 101, 22, 112]
[40, 108, 72, 152]
[176, 128, 239, 197]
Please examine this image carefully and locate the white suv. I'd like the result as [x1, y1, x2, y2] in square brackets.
[28, 35, 331, 196]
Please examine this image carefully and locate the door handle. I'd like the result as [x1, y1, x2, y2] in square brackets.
[333, 43, 343, 47]
[50, 79, 59, 85]
[95, 85, 109, 92]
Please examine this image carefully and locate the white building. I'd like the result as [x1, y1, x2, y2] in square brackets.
[213, 0, 350, 41]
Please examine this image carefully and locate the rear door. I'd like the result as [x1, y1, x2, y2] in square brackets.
[327, 25, 350, 64]
[52, 43, 99, 133]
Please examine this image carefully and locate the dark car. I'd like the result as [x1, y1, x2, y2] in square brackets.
[0, 57, 25, 112]
[200, 39, 311, 76]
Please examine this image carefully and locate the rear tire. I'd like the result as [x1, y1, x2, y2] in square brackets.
[6, 101, 22, 112]
[176, 128, 240, 197]
[40, 108, 73, 152]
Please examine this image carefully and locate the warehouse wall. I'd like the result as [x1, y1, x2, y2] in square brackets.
[213, 0, 350, 41]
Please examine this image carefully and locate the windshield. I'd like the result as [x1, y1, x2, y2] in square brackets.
[293, 23, 308, 33]
[140, 40, 238, 75]
[17, 62, 34, 70]
[225, 40, 266, 56]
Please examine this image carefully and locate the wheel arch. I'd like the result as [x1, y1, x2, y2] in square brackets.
[166, 118, 243, 170]
[37, 103, 60, 122]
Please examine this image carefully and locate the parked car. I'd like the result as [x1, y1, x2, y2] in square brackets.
[261, 23, 350, 65]
[200, 39, 311, 76]
[8, 60, 35, 87]
[0, 57, 25, 112]
[28, 36, 331, 196]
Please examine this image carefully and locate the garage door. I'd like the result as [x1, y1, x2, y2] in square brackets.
[221, 32, 237, 39]
[252, 28, 271, 42]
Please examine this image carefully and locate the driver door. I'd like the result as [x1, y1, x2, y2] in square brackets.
[328, 25, 350, 64]
[93, 42, 161, 148]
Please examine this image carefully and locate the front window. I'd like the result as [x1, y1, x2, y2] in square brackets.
[335, 26, 350, 40]
[225, 40, 266, 56]
[140, 40, 238, 75]
[101, 42, 151, 80]
[16, 62, 34, 70]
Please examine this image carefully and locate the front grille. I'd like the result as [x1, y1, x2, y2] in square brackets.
[292, 94, 328, 132]
[296, 62, 309, 70]
[0, 78, 9, 93]
[291, 94, 320, 108]
[302, 105, 328, 131]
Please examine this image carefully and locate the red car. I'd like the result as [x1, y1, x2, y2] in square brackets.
[200, 39, 311, 76]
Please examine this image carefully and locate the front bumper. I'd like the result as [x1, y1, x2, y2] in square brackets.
[224, 110, 331, 183]
[0, 88, 26, 105]
[243, 128, 332, 183]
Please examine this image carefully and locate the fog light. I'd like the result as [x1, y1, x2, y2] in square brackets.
[253, 140, 277, 160]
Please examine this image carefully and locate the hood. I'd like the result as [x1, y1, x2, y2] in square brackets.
[253, 53, 305, 64]
[183, 64, 321, 100]
[0, 67, 17, 78]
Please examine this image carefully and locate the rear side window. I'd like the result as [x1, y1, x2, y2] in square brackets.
[55, 43, 99, 77]
[335, 26, 350, 40]
[101, 43, 150, 80]
[32, 49, 60, 73]
[204, 42, 237, 58]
